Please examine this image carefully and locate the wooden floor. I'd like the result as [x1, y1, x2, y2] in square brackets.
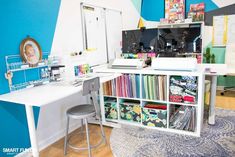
[40, 124, 113, 157]
[216, 90, 235, 110]
[40, 91, 235, 157]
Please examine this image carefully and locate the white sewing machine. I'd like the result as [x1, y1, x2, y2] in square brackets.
[151, 57, 197, 71]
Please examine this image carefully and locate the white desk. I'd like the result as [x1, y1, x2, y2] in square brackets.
[0, 73, 120, 157]
[197, 64, 228, 125]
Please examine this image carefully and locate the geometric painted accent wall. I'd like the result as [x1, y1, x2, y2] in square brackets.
[0, 0, 61, 156]
[140, 0, 220, 21]
[137, 0, 234, 87]
[138, 0, 233, 22]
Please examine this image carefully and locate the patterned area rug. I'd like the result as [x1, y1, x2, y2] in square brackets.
[110, 109, 235, 157]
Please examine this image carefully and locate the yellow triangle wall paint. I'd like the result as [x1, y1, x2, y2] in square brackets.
[138, 17, 145, 28]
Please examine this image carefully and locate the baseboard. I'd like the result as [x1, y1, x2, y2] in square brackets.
[217, 86, 224, 91]
[15, 123, 81, 157]
[38, 122, 81, 151]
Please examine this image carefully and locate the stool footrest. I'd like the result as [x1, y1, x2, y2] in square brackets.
[67, 134, 105, 151]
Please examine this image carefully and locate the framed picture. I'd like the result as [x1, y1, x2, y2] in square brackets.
[20, 37, 42, 66]
[165, 0, 185, 23]
[188, 3, 205, 22]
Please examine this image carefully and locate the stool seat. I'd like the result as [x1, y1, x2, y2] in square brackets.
[67, 104, 96, 119]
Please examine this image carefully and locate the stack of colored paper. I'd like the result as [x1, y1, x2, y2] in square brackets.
[142, 75, 167, 101]
[103, 79, 116, 96]
[117, 74, 140, 98]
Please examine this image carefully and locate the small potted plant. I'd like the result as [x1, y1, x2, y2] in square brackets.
[204, 47, 211, 63]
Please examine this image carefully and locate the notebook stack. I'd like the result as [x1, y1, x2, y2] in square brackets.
[142, 75, 167, 101]
[117, 74, 140, 98]
[103, 79, 116, 96]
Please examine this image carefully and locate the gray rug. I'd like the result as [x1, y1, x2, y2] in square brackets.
[110, 109, 235, 157]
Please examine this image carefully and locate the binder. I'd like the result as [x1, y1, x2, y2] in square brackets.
[136, 75, 140, 98]
[103, 83, 106, 95]
[158, 76, 163, 100]
[164, 76, 167, 100]
[128, 75, 133, 97]
[148, 75, 153, 100]
[132, 75, 137, 98]
[151, 76, 156, 100]
[155, 76, 159, 100]
[122, 75, 126, 97]
[143, 75, 148, 99]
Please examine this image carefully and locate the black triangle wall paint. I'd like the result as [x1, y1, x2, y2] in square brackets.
[205, 4, 235, 26]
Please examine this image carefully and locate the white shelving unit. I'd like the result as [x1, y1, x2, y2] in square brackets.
[95, 67, 205, 137]
[5, 53, 50, 92]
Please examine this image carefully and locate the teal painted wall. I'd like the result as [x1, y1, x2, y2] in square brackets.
[141, 0, 165, 21]
[0, 0, 61, 156]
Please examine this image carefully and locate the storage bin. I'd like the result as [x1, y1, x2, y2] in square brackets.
[104, 101, 118, 120]
[142, 108, 167, 128]
[120, 102, 141, 123]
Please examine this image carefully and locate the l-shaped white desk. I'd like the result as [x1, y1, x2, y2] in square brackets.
[0, 64, 228, 157]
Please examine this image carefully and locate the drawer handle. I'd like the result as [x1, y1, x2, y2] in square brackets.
[149, 111, 157, 115]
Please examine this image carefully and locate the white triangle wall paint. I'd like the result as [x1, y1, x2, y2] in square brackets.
[38, 0, 143, 150]
[212, 0, 235, 8]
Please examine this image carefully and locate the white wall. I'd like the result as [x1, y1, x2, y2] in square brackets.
[37, 0, 143, 150]
[37, 93, 88, 150]
[51, 0, 140, 54]
[212, 0, 235, 8]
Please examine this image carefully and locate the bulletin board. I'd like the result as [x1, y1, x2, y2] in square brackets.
[212, 15, 228, 47]
[81, 3, 122, 66]
[212, 15, 235, 47]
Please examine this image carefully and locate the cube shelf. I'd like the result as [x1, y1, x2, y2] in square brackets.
[142, 75, 167, 101]
[99, 69, 204, 137]
[169, 75, 198, 104]
[116, 74, 141, 98]
[169, 104, 196, 132]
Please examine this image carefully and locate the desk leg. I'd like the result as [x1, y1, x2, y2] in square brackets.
[25, 105, 39, 157]
[208, 76, 217, 125]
